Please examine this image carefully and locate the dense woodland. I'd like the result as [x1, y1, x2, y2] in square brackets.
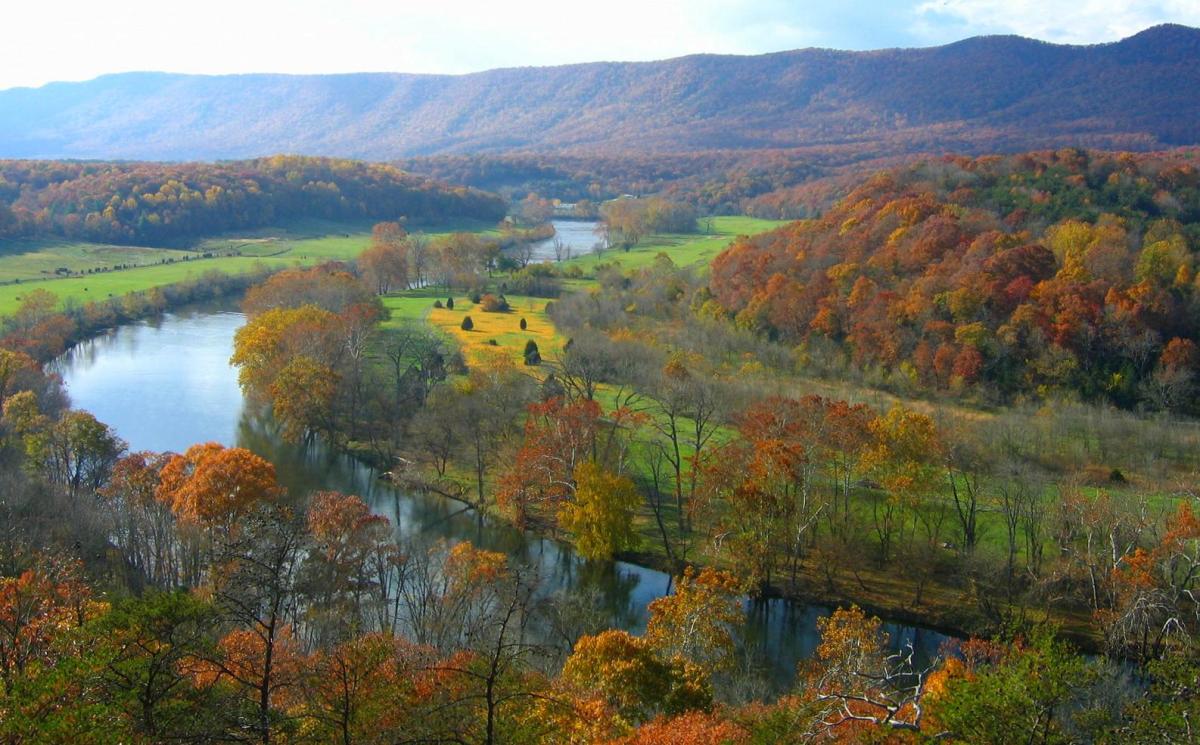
[710, 149, 1200, 412]
[0, 156, 506, 245]
[398, 150, 834, 218]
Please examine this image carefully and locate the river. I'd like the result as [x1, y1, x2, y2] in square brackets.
[53, 302, 949, 689]
[525, 220, 602, 262]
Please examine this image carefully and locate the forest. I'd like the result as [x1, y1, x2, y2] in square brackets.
[0, 156, 507, 245]
[710, 149, 1200, 413]
[397, 150, 834, 218]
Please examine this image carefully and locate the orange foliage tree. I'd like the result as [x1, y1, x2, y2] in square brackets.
[156, 443, 281, 527]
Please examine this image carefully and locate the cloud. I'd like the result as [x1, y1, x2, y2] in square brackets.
[3, 0, 1198, 90]
[911, 0, 1200, 44]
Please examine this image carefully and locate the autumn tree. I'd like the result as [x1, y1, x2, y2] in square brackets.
[800, 605, 937, 738]
[359, 221, 409, 294]
[300, 491, 401, 642]
[30, 409, 126, 499]
[156, 443, 281, 528]
[446, 355, 537, 509]
[644, 567, 744, 674]
[102, 451, 179, 587]
[496, 396, 603, 527]
[0, 558, 93, 695]
[562, 630, 711, 726]
[203, 505, 308, 743]
[292, 633, 436, 745]
[559, 461, 641, 561]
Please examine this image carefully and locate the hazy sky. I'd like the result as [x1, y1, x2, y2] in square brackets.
[3, 0, 1198, 90]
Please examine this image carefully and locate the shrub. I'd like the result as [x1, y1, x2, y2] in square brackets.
[433, 299, 444, 308]
[446, 297, 454, 309]
[523, 340, 541, 366]
[469, 290, 482, 304]
[480, 293, 510, 312]
[519, 318, 527, 330]
[486, 339, 498, 346]
[461, 315, 474, 331]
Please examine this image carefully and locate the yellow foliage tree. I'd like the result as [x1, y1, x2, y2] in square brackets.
[558, 462, 640, 561]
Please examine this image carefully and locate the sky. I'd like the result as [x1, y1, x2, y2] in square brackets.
[3, 0, 1199, 90]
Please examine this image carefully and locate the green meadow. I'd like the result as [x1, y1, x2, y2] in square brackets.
[0, 218, 499, 316]
[560, 216, 786, 275]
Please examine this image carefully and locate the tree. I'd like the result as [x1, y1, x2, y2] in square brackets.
[562, 630, 710, 725]
[269, 356, 339, 443]
[293, 633, 435, 745]
[202, 505, 308, 743]
[926, 629, 1096, 745]
[359, 222, 409, 294]
[86, 592, 236, 741]
[230, 304, 345, 397]
[558, 462, 641, 561]
[644, 567, 744, 674]
[496, 397, 603, 527]
[648, 355, 722, 541]
[35, 410, 126, 498]
[448, 355, 537, 509]
[618, 711, 749, 745]
[242, 265, 381, 319]
[301, 491, 401, 641]
[801, 605, 937, 737]
[156, 443, 281, 528]
[102, 451, 179, 588]
[523, 339, 541, 366]
[461, 315, 474, 331]
[0, 559, 93, 695]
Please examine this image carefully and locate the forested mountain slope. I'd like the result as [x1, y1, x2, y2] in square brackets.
[708, 148, 1200, 411]
[1, 25, 1198, 160]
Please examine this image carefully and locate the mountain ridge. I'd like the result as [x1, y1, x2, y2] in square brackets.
[2, 24, 1198, 161]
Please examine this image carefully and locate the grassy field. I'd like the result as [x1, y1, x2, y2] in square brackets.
[0, 218, 499, 316]
[0, 239, 185, 282]
[381, 290, 565, 368]
[561, 216, 786, 275]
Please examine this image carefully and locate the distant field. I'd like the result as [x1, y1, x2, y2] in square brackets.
[0, 218, 498, 316]
[377, 216, 788, 365]
[560, 216, 786, 274]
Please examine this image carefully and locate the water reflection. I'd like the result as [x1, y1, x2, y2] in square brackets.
[523, 220, 602, 262]
[56, 302, 951, 690]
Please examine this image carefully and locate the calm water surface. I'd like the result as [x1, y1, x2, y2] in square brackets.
[55, 303, 949, 688]
[525, 220, 602, 261]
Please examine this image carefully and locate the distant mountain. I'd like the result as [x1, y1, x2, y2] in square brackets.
[2, 25, 1198, 161]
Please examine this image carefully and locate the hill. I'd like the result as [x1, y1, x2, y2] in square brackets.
[707, 148, 1200, 412]
[1, 25, 1198, 161]
[0, 156, 507, 245]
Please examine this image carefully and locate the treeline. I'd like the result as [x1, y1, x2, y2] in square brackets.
[710, 149, 1200, 412]
[399, 150, 831, 217]
[0, 156, 507, 245]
